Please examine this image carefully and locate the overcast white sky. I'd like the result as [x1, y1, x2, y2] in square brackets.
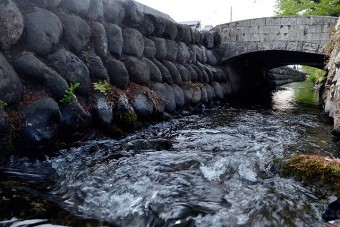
[136, 0, 277, 27]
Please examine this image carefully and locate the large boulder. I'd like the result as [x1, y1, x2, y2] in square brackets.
[152, 15, 166, 36]
[191, 65, 202, 82]
[59, 101, 91, 133]
[152, 37, 167, 60]
[203, 31, 214, 48]
[107, 24, 123, 58]
[33, 0, 62, 8]
[61, 0, 91, 15]
[200, 86, 208, 103]
[15, 52, 68, 100]
[105, 57, 129, 90]
[177, 42, 190, 64]
[18, 98, 60, 146]
[0, 0, 24, 50]
[62, 13, 91, 53]
[48, 49, 91, 96]
[195, 62, 209, 83]
[189, 45, 197, 63]
[131, 92, 153, 119]
[205, 84, 215, 101]
[171, 84, 185, 108]
[125, 56, 150, 86]
[143, 38, 156, 59]
[152, 59, 172, 84]
[25, 7, 62, 55]
[186, 65, 198, 82]
[206, 49, 217, 66]
[142, 58, 162, 83]
[163, 83, 176, 112]
[90, 21, 108, 59]
[203, 64, 213, 83]
[139, 14, 155, 36]
[103, 0, 125, 24]
[90, 93, 112, 127]
[151, 83, 166, 112]
[0, 53, 23, 105]
[181, 85, 193, 104]
[211, 82, 224, 99]
[192, 86, 202, 103]
[176, 24, 191, 43]
[164, 19, 178, 40]
[87, 0, 104, 20]
[195, 45, 203, 63]
[163, 60, 182, 85]
[176, 64, 191, 82]
[165, 40, 178, 62]
[122, 28, 144, 58]
[122, 0, 143, 28]
[80, 51, 109, 82]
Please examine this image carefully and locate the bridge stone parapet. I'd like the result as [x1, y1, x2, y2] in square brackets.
[213, 16, 338, 62]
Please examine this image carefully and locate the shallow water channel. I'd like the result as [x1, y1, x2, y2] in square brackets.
[1, 81, 339, 227]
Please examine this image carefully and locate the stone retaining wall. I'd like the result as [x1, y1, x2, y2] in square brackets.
[0, 0, 229, 154]
[267, 66, 306, 87]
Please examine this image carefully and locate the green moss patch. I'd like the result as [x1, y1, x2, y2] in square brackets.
[281, 154, 340, 195]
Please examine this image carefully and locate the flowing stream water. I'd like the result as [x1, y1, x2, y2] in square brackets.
[0, 81, 339, 227]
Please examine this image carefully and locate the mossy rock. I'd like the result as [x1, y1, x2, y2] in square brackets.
[281, 154, 340, 196]
[113, 110, 138, 132]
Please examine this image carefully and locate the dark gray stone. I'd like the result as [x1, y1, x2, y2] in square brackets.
[171, 84, 185, 108]
[143, 38, 156, 59]
[61, 0, 90, 15]
[191, 65, 202, 82]
[90, 93, 113, 127]
[163, 83, 176, 112]
[152, 37, 167, 60]
[105, 57, 128, 89]
[141, 14, 155, 36]
[201, 46, 207, 63]
[33, 0, 62, 8]
[194, 45, 203, 62]
[198, 31, 205, 44]
[59, 101, 91, 131]
[180, 85, 193, 104]
[219, 67, 229, 82]
[192, 86, 202, 103]
[165, 40, 178, 62]
[203, 65, 213, 83]
[131, 92, 153, 119]
[25, 7, 62, 55]
[193, 30, 201, 44]
[48, 49, 91, 96]
[62, 13, 91, 53]
[213, 31, 222, 46]
[0, 110, 8, 143]
[107, 24, 123, 58]
[221, 82, 232, 96]
[164, 19, 178, 40]
[122, 0, 143, 28]
[0, 53, 23, 105]
[212, 67, 221, 82]
[189, 45, 197, 63]
[205, 84, 215, 101]
[196, 62, 209, 83]
[186, 65, 197, 82]
[80, 51, 109, 82]
[163, 60, 182, 85]
[18, 97, 60, 145]
[122, 138, 172, 151]
[90, 21, 108, 59]
[152, 15, 166, 36]
[103, 0, 125, 24]
[176, 24, 191, 43]
[15, 52, 68, 100]
[322, 198, 340, 222]
[152, 59, 172, 84]
[206, 49, 217, 65]
[176, 64, 191, 82]
[211, 82, 224, 99]
[203, 31, 214, 48]
[122, 28, 144, 58]
[200, 86, 208, 103]
[151, 83, 166, 112]
[0, 0, 24, 49]
[125, 56, 150, 86]
[87, 0, 103, 20]
[142, 58, 162, 83]
[177, 42, 190, 64]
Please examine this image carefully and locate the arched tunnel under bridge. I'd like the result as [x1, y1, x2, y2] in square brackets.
[212, 16, 339, 93]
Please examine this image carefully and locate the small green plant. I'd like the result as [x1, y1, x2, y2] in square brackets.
[93, 80, 111, 96]
[60, 82, 80, 104]
[0, 100, 7, 109]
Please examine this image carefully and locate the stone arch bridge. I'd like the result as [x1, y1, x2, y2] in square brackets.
[212, 16, 339, 92]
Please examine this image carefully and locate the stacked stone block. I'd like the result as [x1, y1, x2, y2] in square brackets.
[267, 66, 306, 87]
[0, 0, 230, 151]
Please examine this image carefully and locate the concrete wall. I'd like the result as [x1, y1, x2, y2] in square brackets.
[213, 16, 338, 61]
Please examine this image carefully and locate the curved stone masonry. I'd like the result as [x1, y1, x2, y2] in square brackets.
[0, 0, 229, 153]
[213, 16, 338, 62]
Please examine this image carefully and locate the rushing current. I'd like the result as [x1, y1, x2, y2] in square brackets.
[1, 81, 339, 227]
